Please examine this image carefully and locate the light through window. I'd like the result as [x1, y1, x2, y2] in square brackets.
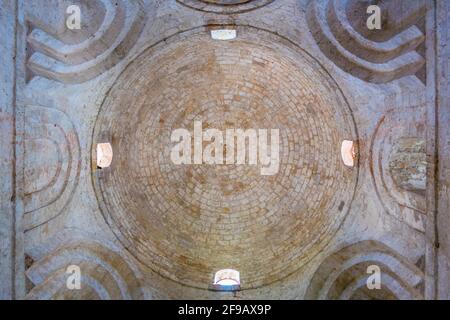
[341, 140, 355, 167]
[97, 143, 113, 168]
[211, 29, 237, 40]
[213, 269, 240, 286]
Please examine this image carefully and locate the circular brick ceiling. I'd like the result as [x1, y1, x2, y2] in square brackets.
[176, 0, 274, 13]
[93, 26, 358, 289]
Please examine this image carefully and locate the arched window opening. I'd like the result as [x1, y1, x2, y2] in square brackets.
[341, 140, 356, 167]
[211, 29, 237, 40]
[97, 143, 113, 169]
[210, 269, 241, 291]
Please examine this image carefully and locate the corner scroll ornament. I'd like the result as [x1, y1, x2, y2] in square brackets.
[25, 0, 145, 84]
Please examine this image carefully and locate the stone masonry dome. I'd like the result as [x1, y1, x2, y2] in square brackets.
[3, 0, 449, 302]
[92, 26, 358, 289]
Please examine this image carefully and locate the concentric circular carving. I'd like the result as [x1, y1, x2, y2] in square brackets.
[370, 104, 426, 232]
[176, 0, 274, 14]
[93, 26, 358, 289]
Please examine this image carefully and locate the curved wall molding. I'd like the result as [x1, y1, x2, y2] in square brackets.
[176, 0, 274, 14]
[26, 0, 145, 84]
[25, 238, 148, 300]
[307, 0, 426, 83]
[22, 105, 81, 231]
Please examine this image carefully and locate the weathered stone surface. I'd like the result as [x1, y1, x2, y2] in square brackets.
[0, 0, 17, 300]
[436, 0, 450, 300]
[389, 137, 426, 193]
[0, 0, 448, 300]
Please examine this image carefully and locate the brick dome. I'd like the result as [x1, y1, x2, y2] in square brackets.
[92, 26, 358, 289]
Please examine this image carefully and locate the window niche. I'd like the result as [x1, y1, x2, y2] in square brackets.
[209, 269, 241, 291]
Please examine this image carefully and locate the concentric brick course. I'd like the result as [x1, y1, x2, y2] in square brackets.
[93, 26, 358, 289]
[176, 0, 274, 13]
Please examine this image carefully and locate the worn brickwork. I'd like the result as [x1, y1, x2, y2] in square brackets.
[0, 0, 447, 300]
[93, 26, 358, 289]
